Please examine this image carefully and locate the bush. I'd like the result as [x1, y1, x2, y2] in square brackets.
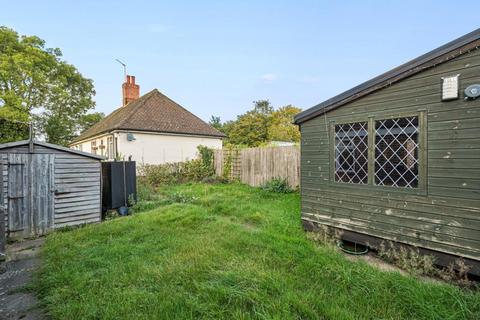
[138, 145, 216, 186]
[261, 177, 293, 193]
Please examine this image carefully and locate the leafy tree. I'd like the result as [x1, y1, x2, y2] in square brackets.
[0, 107, 29, 143]
[78, 112, 104, 133]
[209, 116, 236, 140]
[268, 105, 301, 142]
[0, 26, 95, 145]
[213, 101, 301, 147]
[228, 100, 273, 146]
[209, 115, 222, 131]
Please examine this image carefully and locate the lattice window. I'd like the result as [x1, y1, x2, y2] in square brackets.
[334, 122, 368, 184]
[375, 116, 419, 188]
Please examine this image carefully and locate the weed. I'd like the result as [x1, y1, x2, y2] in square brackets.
[168, 192, 199, 204]
[261, 177, 293, 193]
[377, 240, 474, 287]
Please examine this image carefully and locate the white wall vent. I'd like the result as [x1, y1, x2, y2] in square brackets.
[441, 74, 460, 101]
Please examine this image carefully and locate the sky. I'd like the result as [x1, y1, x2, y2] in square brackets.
[1, 1, 478, 122]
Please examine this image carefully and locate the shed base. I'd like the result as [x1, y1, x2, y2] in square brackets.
[302, 219, 480, 277]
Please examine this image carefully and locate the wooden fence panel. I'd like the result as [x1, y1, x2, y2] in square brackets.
[214, 146, 300, 187]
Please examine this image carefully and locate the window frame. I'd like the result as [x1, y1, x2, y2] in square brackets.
[329, 110, 427, 195]
[91, 141, 97, 155]
[332, 120, 369, 184]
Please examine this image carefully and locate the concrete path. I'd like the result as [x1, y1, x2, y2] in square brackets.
[0, 239, 46, 320]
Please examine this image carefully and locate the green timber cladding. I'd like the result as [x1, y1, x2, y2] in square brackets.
[294, 29, 480, 268]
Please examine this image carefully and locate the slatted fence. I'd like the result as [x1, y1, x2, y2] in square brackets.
[214, 146, 300, 187]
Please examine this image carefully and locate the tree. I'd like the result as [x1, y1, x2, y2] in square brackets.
[209, 116, 236, 139]
[0, 26, 95, 145]
[0, 107, 29, 143]
[209, 115, 222, 131]
[78, 112, 104, 134]
[268, 105, 301, 142]
[228, 100, 273, 146]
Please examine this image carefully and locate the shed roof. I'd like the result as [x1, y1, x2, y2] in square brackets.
[294, 28, 480, 124]
[71, 89, 226, 144]
[0, 140, 105, 160]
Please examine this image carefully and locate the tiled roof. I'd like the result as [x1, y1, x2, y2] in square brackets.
[72, 89, 225, 143]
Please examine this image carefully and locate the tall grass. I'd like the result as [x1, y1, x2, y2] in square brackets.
[36, 183, 480, 319]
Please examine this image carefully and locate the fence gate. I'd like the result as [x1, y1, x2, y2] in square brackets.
[8, 153, 55, 237]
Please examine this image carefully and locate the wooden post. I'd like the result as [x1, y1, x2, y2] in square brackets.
[28, 122, 34, 153]
[0, 161, 5, 261]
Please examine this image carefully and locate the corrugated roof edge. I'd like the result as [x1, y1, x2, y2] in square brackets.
[0, 140, 105, 160]
[294, 28, 480, 124]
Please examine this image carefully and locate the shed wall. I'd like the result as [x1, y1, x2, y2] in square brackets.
[0, 145, 101, 233]
[54, 153, 101, 228]
[300, 48, 480, 260]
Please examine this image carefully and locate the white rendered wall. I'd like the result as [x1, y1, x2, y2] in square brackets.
[71, 131, 223, 164]
[115, 132, 222, 165]
[71, 133, 114, 159]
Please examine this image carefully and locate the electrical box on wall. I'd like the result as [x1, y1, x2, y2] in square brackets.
[126, 133, 136, 141]
[441, 74, 460, 101]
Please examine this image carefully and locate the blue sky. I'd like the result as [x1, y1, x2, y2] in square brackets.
[1, 1, 478, 121]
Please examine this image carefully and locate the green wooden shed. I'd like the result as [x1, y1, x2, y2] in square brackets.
[294, 29, 480, 274]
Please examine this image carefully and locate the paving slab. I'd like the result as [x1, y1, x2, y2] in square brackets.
[0, 239, 46, 320]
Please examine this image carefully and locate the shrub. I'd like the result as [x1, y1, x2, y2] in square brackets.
[261, 177, 293, 193]
[138, 145, 216, 186]
[138, 162, 185, 185]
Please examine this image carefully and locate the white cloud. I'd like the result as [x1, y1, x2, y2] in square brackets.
[260, 73, 278, 83]
[148, 24, 168, 33]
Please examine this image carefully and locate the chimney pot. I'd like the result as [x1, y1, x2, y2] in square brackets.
[122, 74, 140, 106]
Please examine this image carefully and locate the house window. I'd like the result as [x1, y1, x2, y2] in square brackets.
[91, 141, 97, 155]
[334, 122, 368, 184]
[107, 136, 114, 159]
[99, 140, 105, 156]
[78, 144, 83, 152]
[375, 116, 419, 188]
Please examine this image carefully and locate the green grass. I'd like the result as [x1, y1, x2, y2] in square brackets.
[37, 183, 480, 319]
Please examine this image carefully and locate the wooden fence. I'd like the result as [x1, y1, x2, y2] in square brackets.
[213, 146, 300, 187]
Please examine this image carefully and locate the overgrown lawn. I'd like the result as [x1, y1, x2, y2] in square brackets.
[37, 183, 480, 319]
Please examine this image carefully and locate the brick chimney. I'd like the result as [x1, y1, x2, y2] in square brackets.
[122, 75, 140, 106]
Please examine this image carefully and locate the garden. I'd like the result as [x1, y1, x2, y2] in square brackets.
[36, 179, 480, 319]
